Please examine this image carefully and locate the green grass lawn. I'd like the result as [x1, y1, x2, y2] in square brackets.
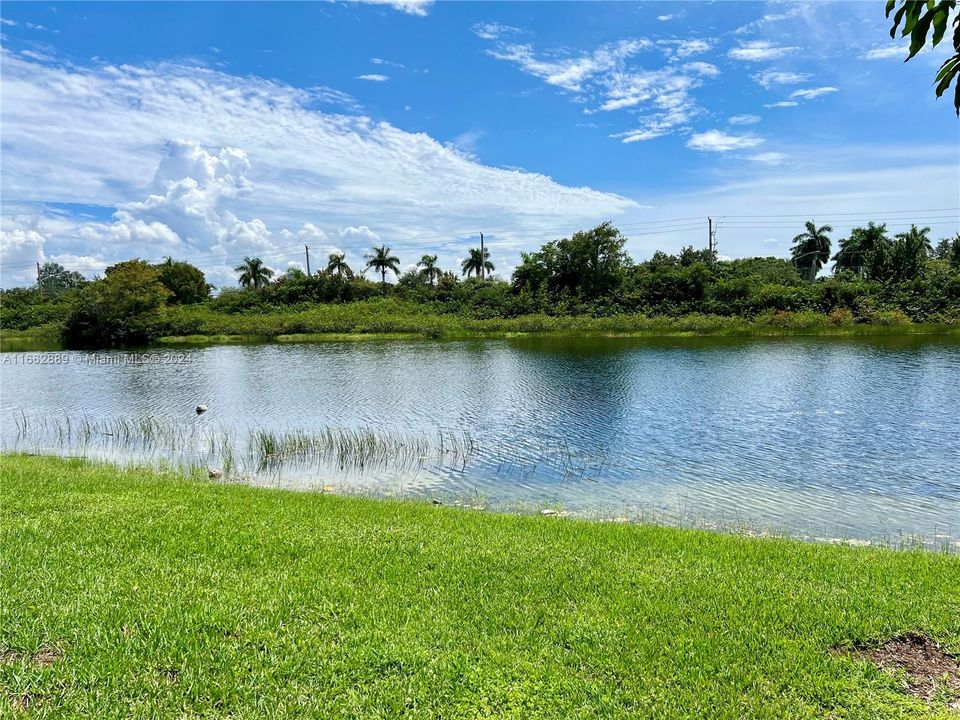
[2, 455, 959, 718]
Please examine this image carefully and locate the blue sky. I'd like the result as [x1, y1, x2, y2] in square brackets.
[1, 1, 958, 287]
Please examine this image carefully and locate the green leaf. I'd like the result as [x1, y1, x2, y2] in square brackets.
[934, 66, 957, 96]
[901, 3, 923, 35]
[891, 4, 909, 36]
[931, 7, 948, 45]
[935, 56, 960, 81]
[907, 11, 935, 58]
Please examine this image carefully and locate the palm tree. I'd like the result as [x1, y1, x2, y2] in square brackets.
[234, 256, 274, 289]
[417, 254, 441, 286]
[461, 247, 494, 279]
[791, 221, 832, 282]
[894, 224, 933, 253]
[832, 222, 888, 275]
[326, 252, 353, 278]
[364, 245, 400, 288]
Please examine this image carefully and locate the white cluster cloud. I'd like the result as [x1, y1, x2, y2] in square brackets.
[0, 51, 636, 286]
[0, 223, 48, 285]
[686, 130, 764, 153]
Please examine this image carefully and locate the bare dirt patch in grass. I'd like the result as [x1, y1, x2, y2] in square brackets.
[0, 643, 62, 667]
[840, 633, 960, 707]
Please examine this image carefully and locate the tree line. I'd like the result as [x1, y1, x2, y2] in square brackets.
[2, 221, 958, 348]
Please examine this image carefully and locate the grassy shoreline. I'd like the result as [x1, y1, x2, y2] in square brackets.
[2, 307, 958, 351]
[155, 322, 960, 347]
[2, 454, 959, 718]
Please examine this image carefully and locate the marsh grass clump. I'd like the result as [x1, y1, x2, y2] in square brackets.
[249, 426, 474, 472]
[9, 412, 478, 480]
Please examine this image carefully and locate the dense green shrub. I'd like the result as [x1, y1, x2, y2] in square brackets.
[62, 260, 171, 348]
[4, 223, 959, 348]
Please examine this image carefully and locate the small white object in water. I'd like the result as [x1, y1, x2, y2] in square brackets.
[196, 405, 208, 415]
[208, 468, 222, 479]
[540, 508, 557, 516]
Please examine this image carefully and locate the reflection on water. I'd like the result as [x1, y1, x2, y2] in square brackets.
[2, 335, 959, 545]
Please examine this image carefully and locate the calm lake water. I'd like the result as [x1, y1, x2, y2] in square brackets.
[2, 335, 959, 545]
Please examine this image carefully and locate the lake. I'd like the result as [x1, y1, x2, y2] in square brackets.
[2, 335, 958, 545]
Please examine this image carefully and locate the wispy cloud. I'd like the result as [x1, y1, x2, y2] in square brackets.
[356, 73, 389, 82]
[370, 57, 405, 68]
[344, 0, 432, 16]
[728, 114, 761, 125]
[309, 85, 362, 112]
[683, 62, 719, 77]
[687, 130, 764, 152]
[752, 70, 810, 88]
[790, 86, 838, 100]
[733, 7, 805, 36]
[487, 39, 650, 92]
[445, 129, 485, 160]
[657, 38, 712, 60]
[746, 152, 788, 165]
[860, 45, 907, 60]
[728, 41, 798, 62]
[484, 36, 716, 143]
[764, 100, 799, 108]
[655, 9, 685, 22]
[471, 22, 523, 41]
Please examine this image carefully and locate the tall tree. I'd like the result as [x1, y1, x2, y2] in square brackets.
[234, 257, 275, 289]
[37, 262, 86, 293]
[791, 221, 833, 282]
[890, 224, 933, 281]
[417, 254, 441, 287]
[886, 0, 960, 114]
[326, 252, 353, 278]
[63, 260, 172, 348]
[832, 222, 889, 275]
[933, 234, 960, 269]
[365, 245, 400, 287]
[511, 222, 629, 299]
[156, 257, 211, 304]
[461, 247, 494, 278]
[894, 224, 933, 253]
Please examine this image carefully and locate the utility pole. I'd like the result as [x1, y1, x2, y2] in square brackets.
[479, 232, 485, 281]
[304, 245, 311, 277]
[708, 217, 718, 260]
[36, 261, 43, 295]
